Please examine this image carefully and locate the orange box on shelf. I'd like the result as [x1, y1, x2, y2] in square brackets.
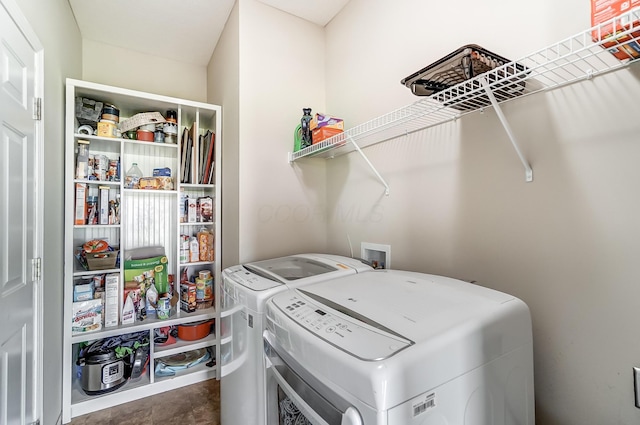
[591, 0, 640, 60]
[312, 126, 343, 145]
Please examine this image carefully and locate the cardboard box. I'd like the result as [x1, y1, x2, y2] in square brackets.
[187, 197, 198, 222]
[74, 183, 87, 225]
[124, 255, 170, 296]
[310, 113, 344, 131]
[312, 126, 344, 145]
[73, 281, 94, 302]
[180, 282, 197, 312]
[104, 273, 119, 327]
[75, 140, 90, 179]
[98, 186, 110, 225]
[198, 196, 213, 222]
[71, 299, 102, 335]
[591, 0, 640, 60]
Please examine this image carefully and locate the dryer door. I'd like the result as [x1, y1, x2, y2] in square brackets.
[219, 276, 247, 375]
[264, 333, 364, 425]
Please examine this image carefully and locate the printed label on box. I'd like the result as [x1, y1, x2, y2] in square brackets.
[104, 273, 119, 327]
[591, 0, 640, 39]
[72, 299, 102, 335]
[98, 186, 110, 225]
[74, 183, 87, 225]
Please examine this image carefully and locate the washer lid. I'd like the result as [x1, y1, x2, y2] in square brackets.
[270, 269, 517, 359]
[246, 256, 342, 283]
[223, 255, 352, 292]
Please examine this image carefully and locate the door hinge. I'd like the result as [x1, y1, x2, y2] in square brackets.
[33, 97, 42, 120]
[32, 258, 41, 281]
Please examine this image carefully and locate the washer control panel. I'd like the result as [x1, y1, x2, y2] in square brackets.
[271, 293, 411, 361]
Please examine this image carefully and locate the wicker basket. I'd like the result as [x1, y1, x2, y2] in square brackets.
[196, 299, 213, 310]
[80, 250, 119, 271]
[119, 112, 166, 133]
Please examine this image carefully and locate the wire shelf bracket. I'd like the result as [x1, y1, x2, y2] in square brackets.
[347, 135, 390, 196]
[479, 77, 533, 182]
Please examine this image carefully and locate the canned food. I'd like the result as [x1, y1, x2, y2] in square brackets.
[157, 296, 171, 320]
[195, 275, 213, 301]
[196, 278, 206, 301]
[137, 129, 154, 142]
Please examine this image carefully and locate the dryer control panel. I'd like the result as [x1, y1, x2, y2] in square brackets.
[269, 292, 412, 361]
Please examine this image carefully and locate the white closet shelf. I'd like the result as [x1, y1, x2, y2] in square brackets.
[289, 8, 640, 163]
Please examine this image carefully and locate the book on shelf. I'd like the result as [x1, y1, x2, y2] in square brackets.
[201, 131, 215, 185]
[190, 124, 198, 184]
[180, 127, 188, 183]
[180, 127, 195, 184]
[180, 126, 215, 185]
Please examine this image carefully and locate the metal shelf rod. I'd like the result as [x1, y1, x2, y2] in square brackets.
[480, 77, 533, 182]
[348, 136, 390, 196]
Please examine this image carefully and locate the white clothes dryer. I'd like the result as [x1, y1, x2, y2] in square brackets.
[263, 269, 535, 425]
[219, 253, 373, 425]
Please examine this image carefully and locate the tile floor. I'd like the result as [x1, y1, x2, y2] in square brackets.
[69, 379, 220, 425]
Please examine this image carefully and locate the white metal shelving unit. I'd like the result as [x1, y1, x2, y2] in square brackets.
[63, 79, 222, 422]
[289, 7, 640, 187]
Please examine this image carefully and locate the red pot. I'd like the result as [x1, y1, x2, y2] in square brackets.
[177, 319, 213, 341]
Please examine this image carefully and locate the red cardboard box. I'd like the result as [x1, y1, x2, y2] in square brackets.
[591, 0, 640, 60]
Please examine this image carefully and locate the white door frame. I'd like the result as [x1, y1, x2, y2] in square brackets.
[0, 0, 44, 422]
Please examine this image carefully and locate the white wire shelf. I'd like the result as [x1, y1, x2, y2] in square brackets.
[289, 7, 640, 162]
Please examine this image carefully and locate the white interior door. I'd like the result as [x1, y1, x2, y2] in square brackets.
[0, 1, 42, 424]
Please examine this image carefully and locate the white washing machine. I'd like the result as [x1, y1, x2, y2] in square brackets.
[219, 253, 373, 425]
[263, 269, 535, 425]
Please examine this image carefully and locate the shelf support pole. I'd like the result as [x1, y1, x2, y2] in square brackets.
[480, 77, 533, 182]
[347, 136, 390, 196]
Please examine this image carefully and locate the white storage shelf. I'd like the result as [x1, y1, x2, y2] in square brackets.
[154, 333, 217, 359]
[289, 8, 640, 180]
[70, 307, 217, 344]
[70, 365, 217, 418]
[63, 79, 222, 422]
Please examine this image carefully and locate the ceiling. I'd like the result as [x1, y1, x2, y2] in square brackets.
[68, 0, 351, 66]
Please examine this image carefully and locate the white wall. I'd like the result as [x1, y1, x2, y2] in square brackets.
[82, 39, 208, 102]
[324, 0, 640, 424]
[207, 1, 241, 269]
[233, 0, 328, 262]
[13, 1, 82, 424]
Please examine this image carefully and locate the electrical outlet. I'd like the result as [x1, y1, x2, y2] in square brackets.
[361, 242, 391, 269]
[634, 367, 640, 408]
